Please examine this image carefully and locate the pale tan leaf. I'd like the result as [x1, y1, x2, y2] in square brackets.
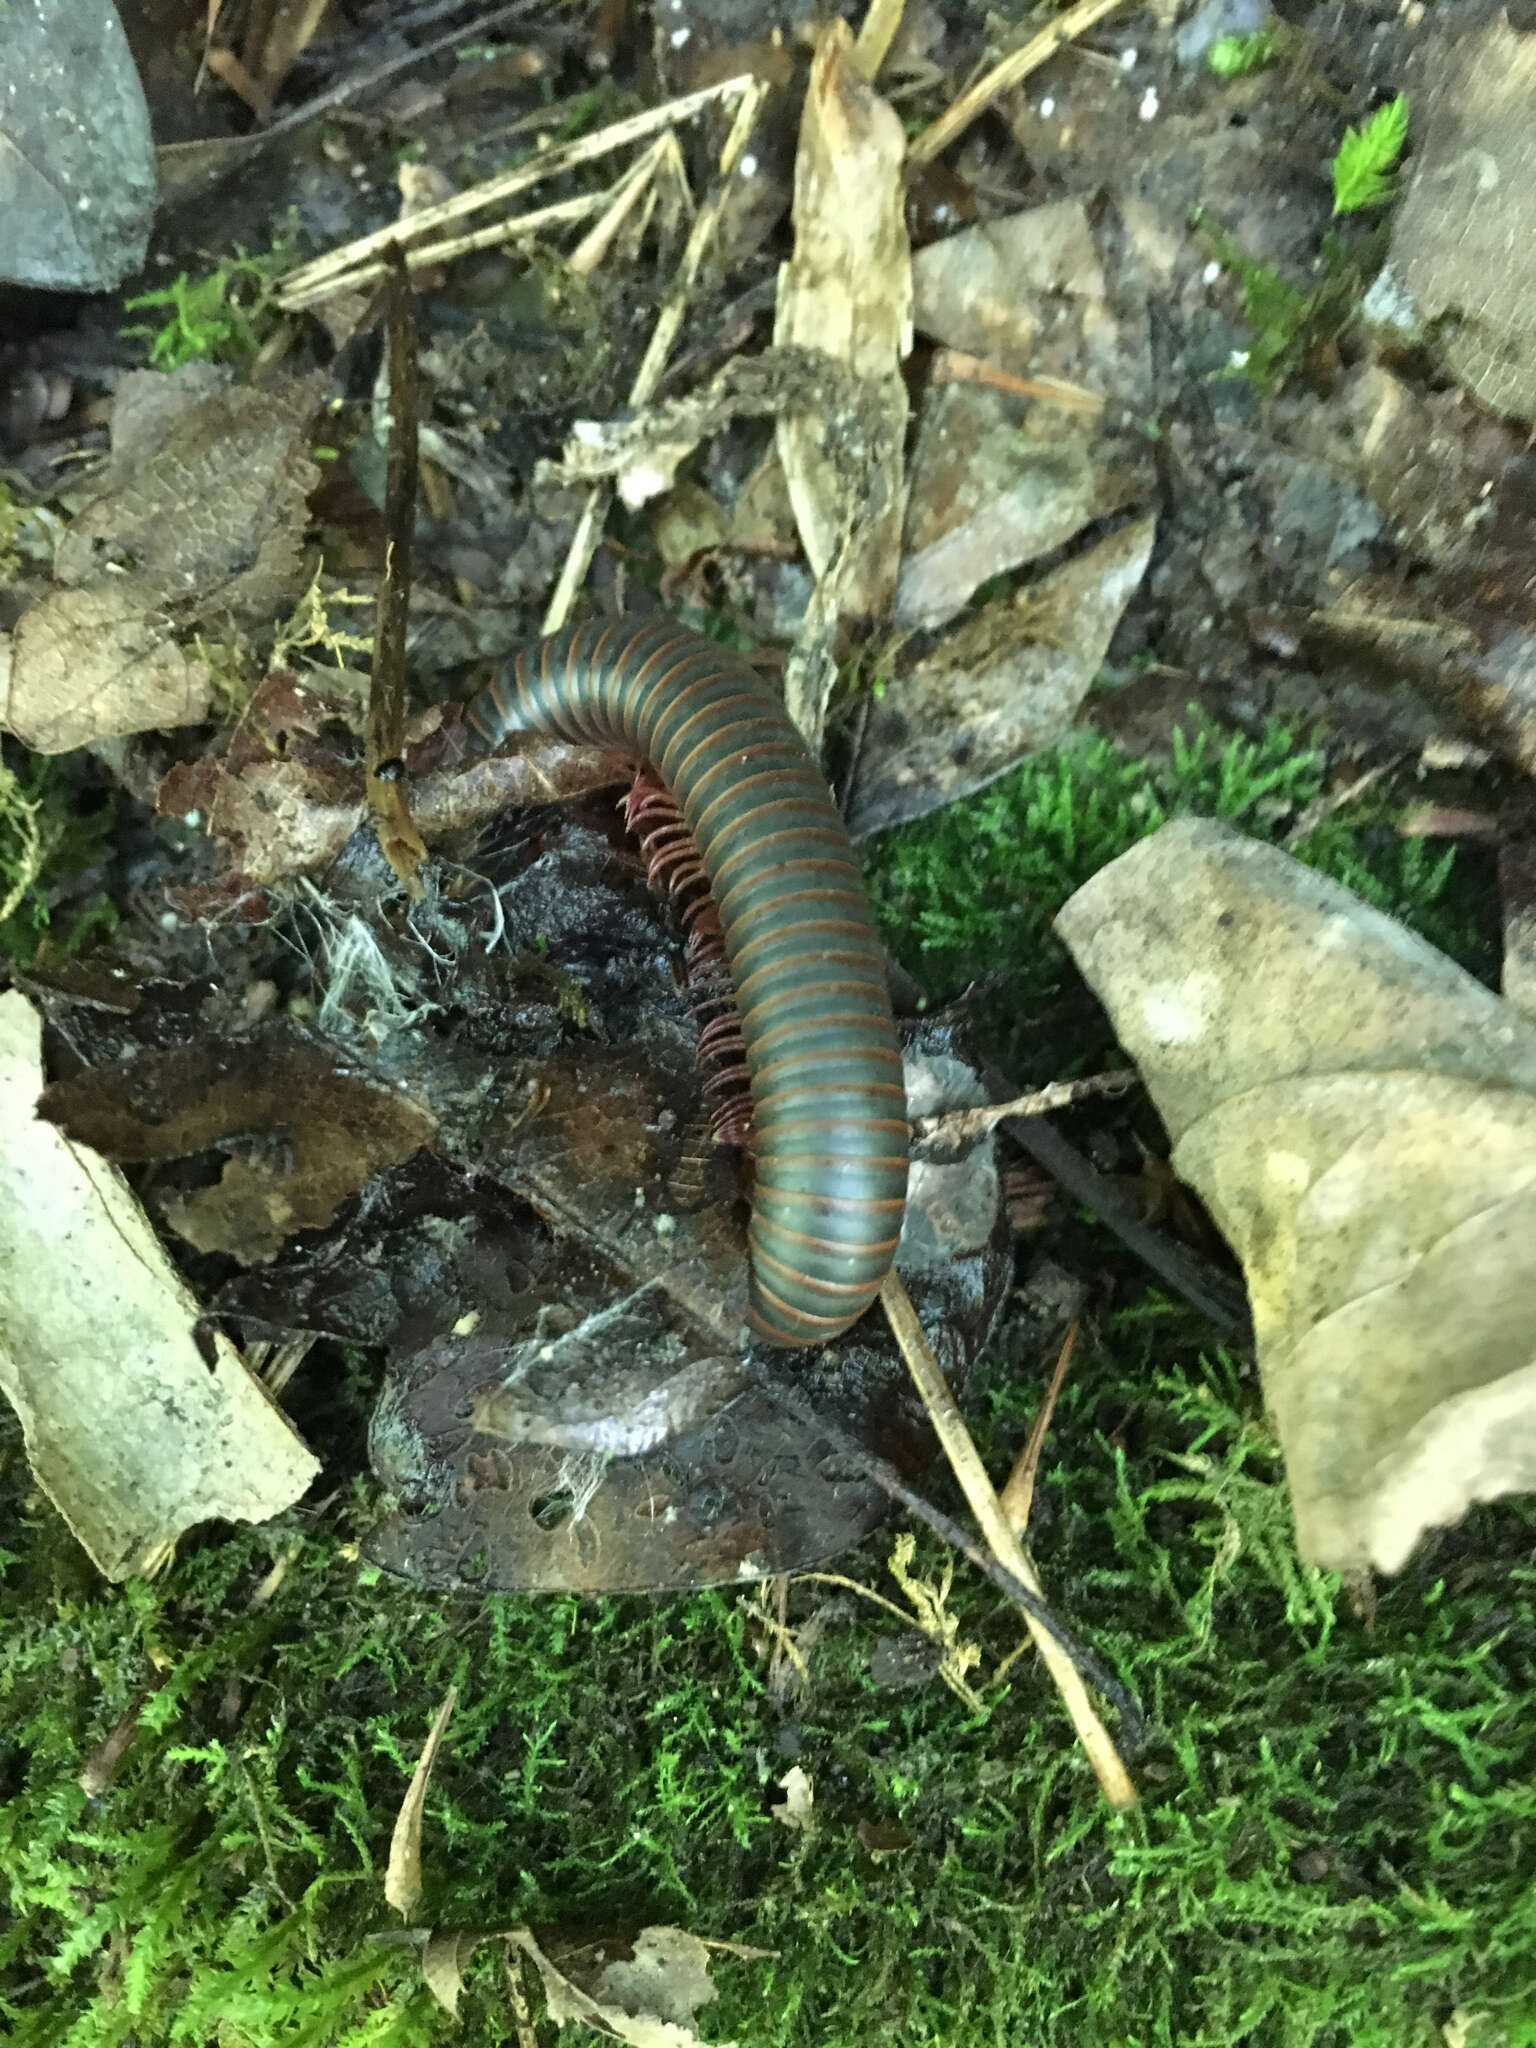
[1057, 819, 1536, 1573]
[0, 992, 318, 1580]
[386, 1688, 458, 1919]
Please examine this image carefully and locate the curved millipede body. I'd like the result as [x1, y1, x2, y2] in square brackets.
[464, 617, 909, 1347]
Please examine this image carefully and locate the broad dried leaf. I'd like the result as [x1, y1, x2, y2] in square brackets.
[773, 17, 910, 620]
[4, 368, 324, 753]
[42, 1029, 436, 1265]
[511, 1926, 734, 2048]
[849, 514, 1156, 836]
[1057, 819, 1536, 1573]
[6, 582, 214, 751]
[0, 991, 318, 1579]
[1391, 15, 1536, 420]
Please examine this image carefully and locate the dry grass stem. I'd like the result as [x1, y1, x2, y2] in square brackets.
[880, 1272, 1137, 1807]
[908, 0, 1130, 165]
[275, 71, 757, 310]
[542, 76, 772, 635]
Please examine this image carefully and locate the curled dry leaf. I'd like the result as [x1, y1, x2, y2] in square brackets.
[849, 514, 1156, 836]
[771, 1764, 815, 1832]
[0, 991, 318, 1579]
[1056, 818, 1536, 1574]
[774, 14, 910, 742]
[3, 367, 324, 753]
[386, 1686, 457, 1920]
[510, 1925, 734, 2048]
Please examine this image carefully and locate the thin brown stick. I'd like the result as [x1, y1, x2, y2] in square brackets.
[1000, 1318, 1079, 1532]
[912, 1070, 1135, 1153]
[931, 346, 1105, 417]
[365, 246, 427, 898]
[908, 0, 1129, 165]
[984, 1063, 1251, 1335]
[880, 1271, 1138, 1808]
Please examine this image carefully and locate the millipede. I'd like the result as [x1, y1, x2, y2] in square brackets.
[463, 616, 910, 1348]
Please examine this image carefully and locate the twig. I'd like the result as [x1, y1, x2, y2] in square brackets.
[908, 0, 1129, 165]
[912, 1070, 1136, 1153]
[931, 346, 1105, 417]
[542, 76, 772, 635]
[365, 247, 428, 899]
[852, 0, 908, 78]
[1000, 1319, 1079, 1533]
[740, 1351, 1144, 1755]
[276, 71, 756, 309]
[983, 1064, 1251, 1336]
[880, 1271, 1138, 1807]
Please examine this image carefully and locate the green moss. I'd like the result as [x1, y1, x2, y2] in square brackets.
[863, 713, 1488, 1072]
[122, 248, 289, 370]
[3, 1334, 1534, 2046]
[1, 717, 1526, 2047]
[0, 755, 118, 967]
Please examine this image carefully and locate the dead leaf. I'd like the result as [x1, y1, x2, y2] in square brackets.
[1391, 13, 1536, 421]
[510, 1925, 735, 2048]
[5, 581, 214, 751]
[41, 1028, 436, 1265]
[849, 514, 1157, 836]
[1057, 818, 1536, 1573]
[0, 990, 318, 1579]
[910, 200, 1108, 382]
[422, 1927, 486, 2018]
[856, 1817, 913, 1860]
[774, 18, 909, 615]
[386, 1687, 457, 1920]
[4, 366, 324, 753]
[771, 1764, 814, 1832]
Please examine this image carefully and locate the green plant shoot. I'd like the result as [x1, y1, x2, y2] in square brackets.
[1332, 94, 1409, 215]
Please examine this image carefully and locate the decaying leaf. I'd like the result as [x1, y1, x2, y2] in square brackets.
[1389, 12, 1536, 422]
[40, 1028, 437, 1265]
[3, 366, 324, 753]
[774, 18, 909, 608]
[849, 514, 1156, 836]
[1057, 819, 1536, 1574]
[510, 1925, 734, 2048]
[771, 1765, 815, 1832]
[386, 1687, 457, 1920]
[0, 991, 318, 1580]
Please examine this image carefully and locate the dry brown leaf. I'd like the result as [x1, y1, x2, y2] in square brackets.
[5, 582, 214, 751]
[849, 514, 1156, 836]
[1057, 818, 1536, 1573]
[773, 17, 909, 639]
[0, 991, 319, 1579]
[42, 1030, 436, 1266]
[422, 1928, 487, 2018]
[510, 1925, 734, 2048]
[3, 366, 323, 753]
[386, 1687, 457, 1920]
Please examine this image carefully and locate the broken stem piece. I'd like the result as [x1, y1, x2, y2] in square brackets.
[543, 77, 772, 635]
[880, 1270, 1138, 1808]
[908, 0, 1129, 165]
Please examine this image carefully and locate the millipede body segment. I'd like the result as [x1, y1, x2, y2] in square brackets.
[464, 617, 909, 1347]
